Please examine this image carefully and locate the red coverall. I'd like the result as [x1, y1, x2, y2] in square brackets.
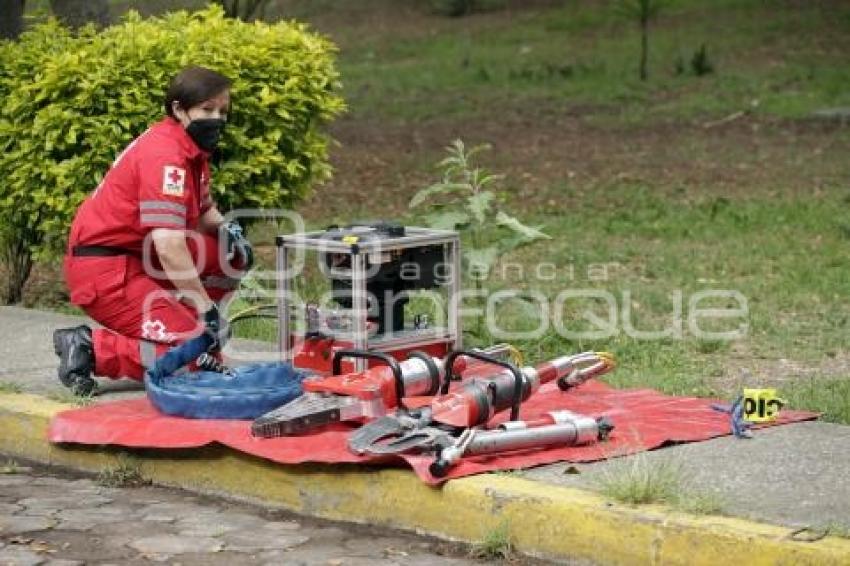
[64, 117, 238, 380]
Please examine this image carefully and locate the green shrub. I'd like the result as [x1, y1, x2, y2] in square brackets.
[0, 6, 344, 302]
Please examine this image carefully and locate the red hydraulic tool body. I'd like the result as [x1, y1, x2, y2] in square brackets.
[251, 346, 511, 437]
[346, 350, 616, 475]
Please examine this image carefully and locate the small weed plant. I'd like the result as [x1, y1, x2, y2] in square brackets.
[471, 520, 513, 560]
[596, 452, 683, 504]
[596, 452, 723, 514]
[691, 44, 714, 76]
[409, 139, 549, 338]
[97, 454, 149, 488]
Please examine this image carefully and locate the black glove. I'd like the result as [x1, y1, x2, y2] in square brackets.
[202, 304, 230, 352]
[222, 221, 254, 271]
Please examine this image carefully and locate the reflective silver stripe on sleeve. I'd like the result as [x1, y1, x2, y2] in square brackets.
[140, 201, 187, 214]
[140, 340, 158, 369]
[140, 213, 186, 227]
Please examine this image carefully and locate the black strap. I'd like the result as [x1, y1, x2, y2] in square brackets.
[72, 245, 137, 257]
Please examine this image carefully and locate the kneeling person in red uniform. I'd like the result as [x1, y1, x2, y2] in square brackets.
[54, 66, 252, 394]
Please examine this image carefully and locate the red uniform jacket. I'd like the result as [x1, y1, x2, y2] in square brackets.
[68, 117, 214, 253]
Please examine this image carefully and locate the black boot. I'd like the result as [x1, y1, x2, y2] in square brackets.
[53, 325, 97, 396]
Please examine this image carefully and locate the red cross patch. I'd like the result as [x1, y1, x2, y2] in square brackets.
[162, 165, 185, 197]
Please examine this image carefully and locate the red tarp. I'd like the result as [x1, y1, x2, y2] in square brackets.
[48, 381, 817, 484]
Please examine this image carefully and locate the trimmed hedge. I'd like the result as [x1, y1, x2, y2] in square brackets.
[0, 5, 344, 300]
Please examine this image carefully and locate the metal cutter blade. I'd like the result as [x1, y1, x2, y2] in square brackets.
[347, 410, 438, 455]
[251, 394, 361, 438]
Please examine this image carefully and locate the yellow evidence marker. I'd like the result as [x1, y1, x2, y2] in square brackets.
[742, 388, 786, 423]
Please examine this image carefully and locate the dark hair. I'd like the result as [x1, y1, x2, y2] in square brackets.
[164, 66, 232, 118]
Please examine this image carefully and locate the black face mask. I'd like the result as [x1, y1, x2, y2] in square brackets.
[186, 118, 225, 152]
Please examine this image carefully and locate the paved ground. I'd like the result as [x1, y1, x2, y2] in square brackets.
[524, 420, 850, 530]
[0, 306, 275, 398]
[0, 463, 499, 566]
[1, 305, 848, 535]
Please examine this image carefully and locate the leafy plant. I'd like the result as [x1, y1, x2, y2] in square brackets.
[691, 43, 715, 76]
[0, 6, 344, 303]
[409, 139, 549, 337]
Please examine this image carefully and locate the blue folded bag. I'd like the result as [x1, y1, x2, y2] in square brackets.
[144, 335, 306, 420]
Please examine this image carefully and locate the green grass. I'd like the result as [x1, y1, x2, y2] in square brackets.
[336, 0, 850, 122]
[673, 490, 725, 516]
[0, 381, 23, 394]
[477, 188, 850, 399]
[783, 377, 850, 424]
[47, 389, 95, 407]
[470, 520, 513, 560]
[235, 188, 850, 420]
[820, 523, 850, 540]
[595, 452, 724, 514]
[0, 458, 25, 474]
[96, 454, 149, 488]
[595, 453, 685, 505]
[28, 1, 850, 124]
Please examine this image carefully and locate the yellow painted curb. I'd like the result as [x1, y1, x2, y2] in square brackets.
[1, 392, 848, 565]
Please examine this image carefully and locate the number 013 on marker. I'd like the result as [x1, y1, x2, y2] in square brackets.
[743, 388, 785, 423]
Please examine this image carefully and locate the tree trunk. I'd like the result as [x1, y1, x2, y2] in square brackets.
[216, 0, 269, 20]
[49, 0, 109, 29]
[639, 16, 649, 81]
[1, 236, 33, 305]
[0, 0, 25, 39]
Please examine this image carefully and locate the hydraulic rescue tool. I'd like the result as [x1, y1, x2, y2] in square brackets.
[251, 345, 514, 437]
[347, 350, 615, 455]
[355, 410, 613, 478]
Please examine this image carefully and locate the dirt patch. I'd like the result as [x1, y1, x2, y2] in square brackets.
[303, 106, 850, 221]
[702, 338, 850, 395]
[277, 0, 573, 48]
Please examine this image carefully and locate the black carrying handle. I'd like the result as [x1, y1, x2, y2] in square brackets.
[332, 349, 406, 406]
[442, 350, 525, 421]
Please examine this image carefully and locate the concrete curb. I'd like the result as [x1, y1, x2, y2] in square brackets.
[1, 392, 848, 565]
